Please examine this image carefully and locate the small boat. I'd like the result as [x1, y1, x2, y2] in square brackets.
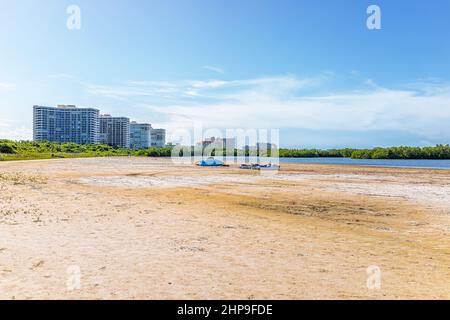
[258, 163, 280, 170]
[239, 163, 280, 170]
[239, 164, 257, 170]
[196, 157, 228, 167]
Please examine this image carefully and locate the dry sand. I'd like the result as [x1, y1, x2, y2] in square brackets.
[0, 157, 449, 299]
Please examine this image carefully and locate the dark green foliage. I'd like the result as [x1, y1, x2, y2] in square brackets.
[134, 147, 173, 157]
[0, 140, 130, 161]
[349, 145, 450, 159]
[278, 148, 348, 158]
[0, 144, 16, 154]
[1, 139, 450, 161]
[279, 145, 450, 159]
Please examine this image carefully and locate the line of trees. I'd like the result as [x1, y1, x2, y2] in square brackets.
[349, 145, 450, 159]
[279, 145, 450, 159]
[135, 147, 173, 157]
[278, 148, 354, 158]
[2, 140, 450, 160]
[0, 140, 130, 160]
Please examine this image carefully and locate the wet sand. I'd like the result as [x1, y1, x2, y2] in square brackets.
[0, 157, 449, 299]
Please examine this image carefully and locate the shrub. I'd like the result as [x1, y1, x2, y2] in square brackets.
[0, 144, 16, 154]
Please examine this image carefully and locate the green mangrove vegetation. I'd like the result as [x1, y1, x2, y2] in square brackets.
[279, 145, 450, 159]
[1, 140, 450, 161]
[0, 140, 131, 161]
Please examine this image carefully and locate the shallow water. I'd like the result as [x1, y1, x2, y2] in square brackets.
[190, 156, 450, 169]
[278, 157, 450, 169]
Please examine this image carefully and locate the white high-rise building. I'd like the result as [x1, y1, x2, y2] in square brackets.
[33, 105, 100, 144]
[99, 115, 130, 148]
[150, 128, 166, 148]
[130, 122, 152, 150]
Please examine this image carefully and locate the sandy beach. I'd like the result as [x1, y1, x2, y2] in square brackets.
[0, 157, 449, 299]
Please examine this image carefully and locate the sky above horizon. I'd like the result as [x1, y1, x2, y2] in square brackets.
[1, 0, 450, 148]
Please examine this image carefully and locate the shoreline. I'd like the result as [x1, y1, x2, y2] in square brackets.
[2, 154, 450, 171]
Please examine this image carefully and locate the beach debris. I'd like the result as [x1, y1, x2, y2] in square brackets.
[31, 260, 45, 269]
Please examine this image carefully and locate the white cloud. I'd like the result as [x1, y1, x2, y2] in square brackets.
[87, 74, 328, 102]
[0, 82, 12, 90]
[202, 65, 224, 74]
[150, 81, 450, 142]
[85, 74, 450, 143]
[2, 74, 450, 145]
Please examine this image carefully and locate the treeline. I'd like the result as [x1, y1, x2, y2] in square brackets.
[135, 147, 173, 157]
[0, 140, 130, 161]
[279, 148, 354, 158]
[136, 146, 270, 158]
[350, 145, 450, 159]
[139, 146, 450, 159]
[280, 145, 450, 159]
[2, 140, 450, 161]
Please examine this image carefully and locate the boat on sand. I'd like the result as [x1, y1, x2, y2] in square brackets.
[196, 157, 228, 167]
[239, 163, 280, 170]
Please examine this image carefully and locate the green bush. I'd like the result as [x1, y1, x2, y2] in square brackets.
[0, 144, 16, 154]
[0, 140, 132, 161]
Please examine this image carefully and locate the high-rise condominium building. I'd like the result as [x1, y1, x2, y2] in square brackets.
[99, 115, 130, 148]
[151, 128, 166, 148]
[130, 121, 152, 150]
[33, 105, 100, 144]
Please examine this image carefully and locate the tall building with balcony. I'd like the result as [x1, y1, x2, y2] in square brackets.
[33, 105, 100, 144]
[130, 121, 152, 150]
[150, 128, 166, 148]
[99, 115, 130, 148]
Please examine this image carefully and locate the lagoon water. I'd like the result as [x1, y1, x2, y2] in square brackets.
[192, 156, 450, 169]
[278, 157, 450, 169]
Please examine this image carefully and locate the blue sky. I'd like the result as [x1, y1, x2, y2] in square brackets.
[1, 0, 450, 148]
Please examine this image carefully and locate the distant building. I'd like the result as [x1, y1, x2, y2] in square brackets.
[130, 121, 152, 150]
[33, 105, 99, 144]
[99, 115, 130, 148]
[150, 128, 166, 148]
[198, 137, 237, 150]
[33, 105, 167, 150]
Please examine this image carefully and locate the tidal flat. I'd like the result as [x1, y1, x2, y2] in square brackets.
[0, 157, 449, 299]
